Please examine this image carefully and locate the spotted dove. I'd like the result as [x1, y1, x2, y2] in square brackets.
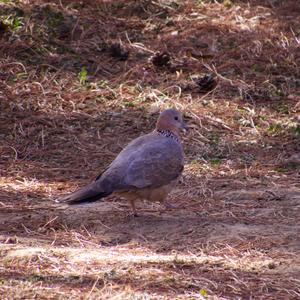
[59, 108, 186, 215]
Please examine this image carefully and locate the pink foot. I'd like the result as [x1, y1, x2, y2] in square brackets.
[163, 201, 181, 210]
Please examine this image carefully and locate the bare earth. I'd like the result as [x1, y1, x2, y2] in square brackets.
[0, 0, 299, 299]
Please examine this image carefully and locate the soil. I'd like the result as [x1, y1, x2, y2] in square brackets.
[0, 0, 299, 299]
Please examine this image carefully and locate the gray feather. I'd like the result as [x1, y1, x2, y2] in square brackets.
[60, 131, 184, 205]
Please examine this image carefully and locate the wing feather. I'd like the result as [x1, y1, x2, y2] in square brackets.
[124, 139, 183, 189]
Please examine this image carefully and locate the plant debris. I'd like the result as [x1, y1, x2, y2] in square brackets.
[0, 0, 299, 299]
[109, 42, 129, 61]
[150, 51, 172, 68]
[194, 74, 218, 92]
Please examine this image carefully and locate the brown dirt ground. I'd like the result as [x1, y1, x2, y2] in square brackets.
[0, 0, 299, 299]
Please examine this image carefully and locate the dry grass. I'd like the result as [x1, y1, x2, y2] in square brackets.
[0, 0, 299, 299]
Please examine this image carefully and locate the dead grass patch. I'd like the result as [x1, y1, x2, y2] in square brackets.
[0, 0, 299, 299]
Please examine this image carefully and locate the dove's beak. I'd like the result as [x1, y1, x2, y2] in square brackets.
[181, 121, 188, 133]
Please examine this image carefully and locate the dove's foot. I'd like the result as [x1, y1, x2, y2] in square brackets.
[125, 211, 139, 218]
[163, 201, 181, 210]
[128, 199, 139, 217]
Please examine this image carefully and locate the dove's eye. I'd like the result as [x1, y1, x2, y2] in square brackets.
[174, 116, 179, 121]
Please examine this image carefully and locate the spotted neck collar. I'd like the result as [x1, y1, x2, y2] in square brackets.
[156, 129, 179, 142]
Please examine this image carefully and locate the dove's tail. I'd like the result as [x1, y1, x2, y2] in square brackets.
[58, 181, 113, 205]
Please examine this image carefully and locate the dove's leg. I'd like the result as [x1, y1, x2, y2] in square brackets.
[162, 200, 180, 209]
[117, 191, 139, 217]
[129, 199, 138, 217]
[147, 185, 179, 210]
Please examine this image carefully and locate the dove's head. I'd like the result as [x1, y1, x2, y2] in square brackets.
[156, 108, 186, 136]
